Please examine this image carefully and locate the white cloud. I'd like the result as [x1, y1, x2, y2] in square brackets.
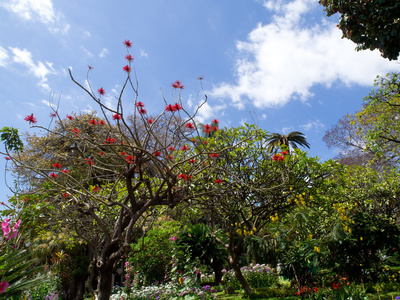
[9, 47, 56, 91]
[0, 0, 68, 32]
[0, 46, 9, 67]
[300, 119, 325, 131]
[194, 102, 226, 124]
[211, 0, 399, 109]
[83, 31, 91, 39]
[81, 46, 93, 58]
[99, 48, 110, 58]
[140, 49, 148, 57]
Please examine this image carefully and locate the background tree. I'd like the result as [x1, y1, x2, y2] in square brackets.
[319, 0, 400, 60]
[266, 131, 310, 154]
[191, 125, 332, 294]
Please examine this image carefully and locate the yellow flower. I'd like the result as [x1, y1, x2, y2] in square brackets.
[309, 195, 313, 200]
[349, 228, 352, 234]
[314, 246, 320, 253]
[360, 237, 363, 241]
[179, 277, 183, 285]
[290, 187, 293, 191]
[253, 227, 257, 232]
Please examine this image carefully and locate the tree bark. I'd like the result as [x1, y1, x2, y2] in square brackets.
[229, 255, 253, 295]
[96, 263, 114, 300]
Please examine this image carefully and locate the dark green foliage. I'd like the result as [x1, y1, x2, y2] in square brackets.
[319, 0, 400, 60]
[0, 127, 23, 152]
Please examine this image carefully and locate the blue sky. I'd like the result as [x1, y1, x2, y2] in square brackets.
[0, 0, 399, 200]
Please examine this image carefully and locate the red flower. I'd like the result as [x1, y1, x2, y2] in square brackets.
[113, 114, 122, 120]
[4, 157, 11, 160]
[214, 179, 223, 184]
[98, 151, 104, 156]
[93, 186, 100, 192]
[24, 114, 37, 124]
[125, 54, 134, 61]
[185, 123, 194, 129]
[49, 112, 57, 117]
[123, 40, 132, 48]
[165, 104, 177, 112]
[178, 174, 187, 180]
[72, 128, 80, 134]
[86, 158, 94, 165]
[105, 137, 117, 144]
[166, 155, 174, 160]
[61, 169, 70, 174]
[123, 65, 131, 73]
[210, 153, 219, 158]
[62, 193, 69, 199]
[212, 119, 219, 124]
[173, 103, 183, 111]
[153, 151, 161, 157]
[53, 163, 62, 168]
[49, 172, 57, 178]
[189, 159, 197, 163]
[314, 287, 318, 293]
[181, 145, 189, 151]
[67, 115, 74, 120]
[120, 151, 127, 156]
[99, 120, 106, 125]
[147, 119, 153, 124]
[98, 88, 105, 95]
[198, 76, 204, 80]
[168, 146, 176, 151]
[138, 108, 147, 114]
[88, 65, 93, 70]
[281, 150, 289, 156]
[212, 126, 218, 131]
[171, 80, 184, 89]
[136, 101, 145, 108]
[332, 283, 340, 290]
[89, 119, 98, 125]
[202, 141, 209, 145]
[204, 124, 211, 133]
[125, 155, 135, 163]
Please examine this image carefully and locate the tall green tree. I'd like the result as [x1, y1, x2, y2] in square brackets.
[319, 0, 400, 60]
[266, 131, 310, 154]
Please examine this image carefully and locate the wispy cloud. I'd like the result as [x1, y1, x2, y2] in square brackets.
[0, 46, 9, 67]
[140, 49, 148, 57]
[210, 0, 398, 109]
[99, 48, 109, 58]
[9, 47, 56, 90]
[300, 119, 325, 131]
[194, 102, 226, 124]
[1, 0, 69, 33]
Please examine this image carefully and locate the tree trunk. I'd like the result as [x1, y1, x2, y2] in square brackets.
[229, 256, 253, 295]
[95, 263, 114, 300]
[210, 260, 224, 284]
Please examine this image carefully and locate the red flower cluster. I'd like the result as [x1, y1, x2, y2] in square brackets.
[168, 146, 176, 151]
[72, 128, 80, 134]
[125, 54, 134, 61]
[178, 174, 187, 180]
[165, 103, 183, 112]
[171, 80, 184, 89]
[120, 151, 127, 156]
[67, 115, 74, 120]
[89, 119, 98, 125]
[147, 119, 153, 124]
[123, 40, 132, 48]
[93, 186, 100, 192]
[49, 112, 57, 117]
[24, 114, 37, 124]
[125, 155, 135, 164]
[62, 193, 69, 199]
[272, 150, 289, 161]
[53, 163, 62, 168]
[189, 159, 196, 163]
[136, 102, 144, 108]
[210, 153, 219, 158]
[181, 145, 189, 151]
[138, 108, 147, 114]
[62, 169, 70, 174]
[123, 65, 131, 73]
[166, 155, 174, 160]
[105, 137, 117, 144]
[204, 124, 211, 133]
[98, 88, 105, 95]
[113, 114, 122, 120]
[86, 158, 94, 165]
[214, 179, 223, 184]
[185, 123, 194, 129]
[99, 120, 106, 125]
[153, 151, 161, 157]
[332, 283, 340, 290]
[212, 119, 219, 124]
[4, 157, 11, 160]
[49, 172, 57, 178]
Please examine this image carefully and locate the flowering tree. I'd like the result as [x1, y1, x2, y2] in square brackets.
[0, 40, 246, 300]
[189, 125, 334, 294]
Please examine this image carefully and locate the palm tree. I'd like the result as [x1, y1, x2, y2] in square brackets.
[266, 131, 310, 153]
